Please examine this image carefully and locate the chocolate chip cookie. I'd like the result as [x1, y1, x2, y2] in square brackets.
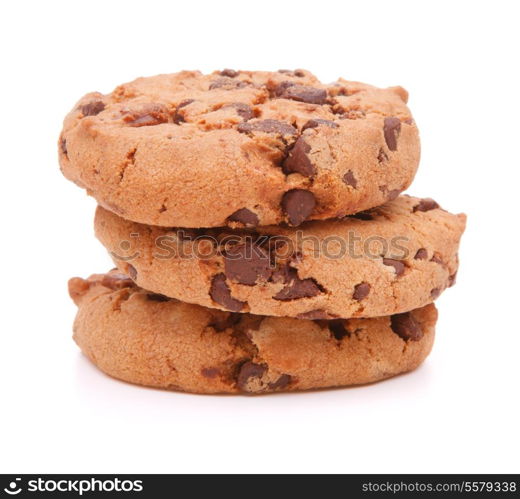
[95, 195, 466, 319]
[70, 271, 436, 394]
[59, 69, 420, 228]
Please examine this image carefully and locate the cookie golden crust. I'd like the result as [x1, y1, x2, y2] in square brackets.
[69, 271, 437, 394]
[59, 69, 420, 228]
[95, 195, 466, 319]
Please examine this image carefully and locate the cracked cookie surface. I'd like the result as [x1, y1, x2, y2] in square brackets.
[95, 195, 466, 319]
[60, 69, 420, 228]
[69, 270, 437, 394]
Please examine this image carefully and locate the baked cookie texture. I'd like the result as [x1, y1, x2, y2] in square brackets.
[59, 69, 420, 228]
[95, 195, 466, 319]
[69, 271, 437, 394]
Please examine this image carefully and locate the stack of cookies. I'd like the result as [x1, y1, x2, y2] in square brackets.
[60, 69, 466, 394]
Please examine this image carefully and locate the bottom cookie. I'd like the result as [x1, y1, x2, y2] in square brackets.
[69, 270, 437, 394]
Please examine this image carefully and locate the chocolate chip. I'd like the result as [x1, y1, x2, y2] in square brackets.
[277, 69, 305, 77]
[430, 253, 444, 265]
[273, 267, 323, 301]
[349, 211, 373, 221]
[60, 136, 67, 155]
[236, 362, 267, 391]
[296, 309, 335, 320]
[122, 105, 170, 127]
[379, 185, 400, 201]
[101, 273, 135, 290]
[377, 148, 389, 163]
[173, 99, 194, 123]
[281, 189, 316, 226]
[237, 119, 297, 136]
[208, 313, 242, 332]
[80, 100, 105, 117]
[431, 288, 441, 299]
[271, 264, 305, 286]
[390, 313, 423, 341]
[257, 235, 289, 257]
[301, 119, 339, 131]
[226, 208, 259, 227]
[173, 111, 186, 125]
[329, 320, 350, 340]
[343, 170, 357, 188]
[146, 293, 170, 302]
[414, 248, 428, 260]
[224, 242, 272, 286]
[272, 81, 296, 96]
[127, 264, 137, 280]
[413, 198, 440, 213]
[383, 117, 401, 151]
[268, 374, 292, 390]
[278, 84, 328, 104]
[353, 282, 371, 301]
[209, 273, 246, 312]
[177, 99, 194, 108]
[383, 258, 405, 276]
[209, 77, 248, 90]
[220, 69, 238, 77]
[201, 367, 220, 379]
[223, 103, 254, 121]
[282, 137, 315, 177]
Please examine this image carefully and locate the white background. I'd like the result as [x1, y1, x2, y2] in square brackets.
[1, 0, 519, 474]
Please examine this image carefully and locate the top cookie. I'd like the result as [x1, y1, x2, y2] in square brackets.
[59, 69, 420, 228]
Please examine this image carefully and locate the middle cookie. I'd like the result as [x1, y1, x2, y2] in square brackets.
[95, 195, 466, 319]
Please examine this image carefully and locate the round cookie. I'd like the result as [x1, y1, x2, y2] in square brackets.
[70, 271, 437, 394]
[95, 195, 466, 319]
[59, 69, 420, 228]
